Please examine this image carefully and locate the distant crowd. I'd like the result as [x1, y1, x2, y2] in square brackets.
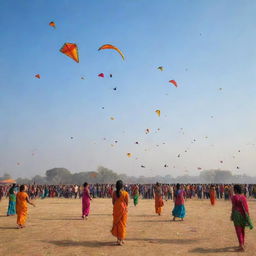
[1, 183, 256, 201]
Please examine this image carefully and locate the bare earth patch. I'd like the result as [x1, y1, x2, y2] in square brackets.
[0, 198, 255, 256]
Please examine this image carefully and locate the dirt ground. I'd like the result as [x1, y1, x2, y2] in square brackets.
[0, 197, 255, 256]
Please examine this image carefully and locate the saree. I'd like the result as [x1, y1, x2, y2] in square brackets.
[210, 188, 216, 205]
[155, 188, 164, 215]
[111, 190, 128, 240]
[231, 194, 253, 229]
[132, 186, 139, 206]
[82, 188, 91, 216]
[16, 192, 28, 226]
[7, 193, 16, 216]
[172, 189, 186, 218]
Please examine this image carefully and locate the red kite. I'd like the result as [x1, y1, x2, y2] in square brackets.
[169, 80, 178, 87]
[35, 74, 40, 79]
[98, 73, 104, 78]
[49, 21, 56, 28]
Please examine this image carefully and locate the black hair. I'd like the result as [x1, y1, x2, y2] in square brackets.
[116, 180, 123, 198]
[176, 183, 180, 190]
[20, 185, 25, 192]
[156, 182, 160, 186]
[234, 184, 242, 194]
[83, 182, 88, 188]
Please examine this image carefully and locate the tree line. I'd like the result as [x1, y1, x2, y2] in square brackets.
[1, 167, 256, 184]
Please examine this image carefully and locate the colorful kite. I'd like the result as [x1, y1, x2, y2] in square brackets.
[169, 80, 178, 87]
[49, 21, 56, 28]
[157, 66, 164, 71]
[35, 74, 40, 79]
[59, 43, 79, 63]
[98, 44, 125, 60]
[155, 110, 161, 117]
[98, 73, 104, 78]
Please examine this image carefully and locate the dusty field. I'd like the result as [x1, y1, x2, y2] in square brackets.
[0, 197, 256, 256]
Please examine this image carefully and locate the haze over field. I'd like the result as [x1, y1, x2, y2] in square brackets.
[1, 0, 256, 179]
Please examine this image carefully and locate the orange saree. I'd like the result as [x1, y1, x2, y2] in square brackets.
[16, 192, 28, 226]
[111, 190, 128, 240]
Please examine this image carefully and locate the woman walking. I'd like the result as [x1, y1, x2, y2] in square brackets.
[82, 182, 92, 220]
[231, 184, 253, 251]
[172, 183, 186, 221]
[111, 180, 129, 245]
[132, 185, 139, 206]
[16, 185, 35, 228]
[7, 184, 17, 216]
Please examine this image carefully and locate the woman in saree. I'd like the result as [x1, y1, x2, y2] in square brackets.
[132, 185, 139, 206]
[16, 185, 35, 228]
[210, 185, 216, 206]
[7, 184, 17, 216]
[111, 180, 129, 246]
[172, 183, 186, 221]
[154, 182, 164, 215]
[231, 184, 253, 251]
[82, 182, 92, 220]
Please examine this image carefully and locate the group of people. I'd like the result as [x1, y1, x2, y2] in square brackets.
[0, 182, 254, 251]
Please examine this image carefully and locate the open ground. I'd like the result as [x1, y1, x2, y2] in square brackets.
[0, 198, 256, 256]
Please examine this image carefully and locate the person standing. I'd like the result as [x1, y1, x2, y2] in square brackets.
[172, 184, 186, 221]
[16, 185, 35, 228]
[154, 183, 164, 216]
[7, 184, 17, 216]
[82, 182, 92, 220]
[231, 184, 253, 251]
[111, 180, 129, 246]
[132, 185, 139, 206]
[210, 185, 216, 206]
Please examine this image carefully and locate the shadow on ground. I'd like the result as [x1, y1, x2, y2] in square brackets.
[190, 246, 239, 253]
[43, 240, 115, 248]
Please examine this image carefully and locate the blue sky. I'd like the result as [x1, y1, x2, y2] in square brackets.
[0, 0, 256, 178]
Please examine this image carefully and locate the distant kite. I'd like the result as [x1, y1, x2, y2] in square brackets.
[110, 117, 115, 120]
[155, 110, 161, 117]
[110, 74, 113, 78]
[157, 66, 164, 71]
[141, 165, 145, 168]
[35, 74, 40, 79]
[98, 44, 125, 60]
[169, 80, 178, 87]
[59, 43, 79, 63]
[98, 73, 104, 78]
[49, 21, 56, 28]
[113, 87, 117, 91]
[81, 77, 85, 80]
[145, 129, 150, 134]
[127, 153, 131, 158]
[164, 164, 168, 168]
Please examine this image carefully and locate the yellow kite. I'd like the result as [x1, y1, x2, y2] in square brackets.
[155, 110, 161, 117]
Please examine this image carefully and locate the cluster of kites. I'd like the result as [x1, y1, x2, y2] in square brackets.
[23, 20, 244, 173]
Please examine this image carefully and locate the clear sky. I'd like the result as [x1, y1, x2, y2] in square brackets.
[0, 0, 256, 178]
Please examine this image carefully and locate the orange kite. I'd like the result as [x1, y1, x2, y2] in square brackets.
[60, 43, 79, 63]
[49, 21, 56, 28]
[98, 44, 125, 60]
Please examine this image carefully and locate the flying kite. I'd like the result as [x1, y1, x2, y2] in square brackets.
[110, 117, 115, 120]
[35, 74, 40, 79]
[141, 165, 145, 168]
[169, 80, 178, 87]
[145, 129, 150, 134]
[135, 142, 139, 144]
[110, 74, 113, 78]
[49, 21, 56, 28]
[59, 43, 79, 63]
[155, 110, 161, 117]
[157, 66, 163, 71]
[98, 73, 104, 78]
[197, 167, 202, 170]
[164, 164, 168, 168]
[81, 77, 85, 80]
[220, 160, 223, 163]
[113, 87, 117, 91]
[98, 44, 125, 60]
[127, 153, 131, 158]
